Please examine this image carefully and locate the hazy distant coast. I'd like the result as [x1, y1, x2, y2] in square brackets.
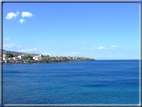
[1, 50, 95, 64]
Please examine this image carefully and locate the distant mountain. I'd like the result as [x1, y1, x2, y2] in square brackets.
[2, 49, 40, 56]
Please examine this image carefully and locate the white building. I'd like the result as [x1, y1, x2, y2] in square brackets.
[33, 55, 43, 60]
[3, 54, 6, 57]
[8, 58, 14, 60]
[3, 57, 8, 61]
[9, 58, 15, 63]
[3, 57, 8, 63]
[18, 55, 25, 59]
[13, 57, 21, 61]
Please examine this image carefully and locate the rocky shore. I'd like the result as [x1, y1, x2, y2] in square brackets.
[2, 59, 95, 64]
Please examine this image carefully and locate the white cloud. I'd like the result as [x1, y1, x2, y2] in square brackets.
[19, 49, 26, 52]
[79, 42, 85, 44]
[111, 45, 117, 48]
[20, 48, 37, 52]
[42, 52, 50, 55]
[72, 52, 80, 55]
[5, 11, 20, 20]
[19, 19, 25, 24]
[98, 47, 107, 49]
[88, 46, 98, 50]
[4, 37, 9, 40]
[21, 12, 34, 18]
[4, 43, 21, 48]
[19, 48, 50, 55]
[4, 43, 14, 48]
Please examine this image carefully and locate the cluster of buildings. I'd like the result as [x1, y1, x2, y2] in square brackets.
[50, 55, 92, 61]
[50, 56, 85, 59]
[1, 54, 43, 63]
[0, 52, 95, 64]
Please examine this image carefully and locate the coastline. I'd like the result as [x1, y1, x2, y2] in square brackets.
[2, 59, 95, 64]
[1, 50, 96, 64]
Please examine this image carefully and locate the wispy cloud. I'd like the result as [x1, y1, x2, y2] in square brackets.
[72, 52, 80, 55]
[87, 46, 107, 50]
[4, 43, 21, 48]
[98, 47, 107, 50]
[42, 52, 50, 55]
[17, 45, 21, 48]
[111, 45, 117, 49]
[111, 45, 117, 48]
[87, 46, 97, 50]
[127, 49, 131, 51]
[21, 12, 35, 18]
[20, 48, 37, 52]
[4, 43, 14, 48]
[89, 48, 93, 50]
[19, 48, 50, 55]
[19, 19, 25, 24]
[79, 42, 85, 44]
[4, 37, 9, 40]
[5, 11, 20, 20]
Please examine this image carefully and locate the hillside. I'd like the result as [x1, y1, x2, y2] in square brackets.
[2, 49, 40, 56]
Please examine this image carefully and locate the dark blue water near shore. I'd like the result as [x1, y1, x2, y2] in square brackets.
[3, 60, 139, 104]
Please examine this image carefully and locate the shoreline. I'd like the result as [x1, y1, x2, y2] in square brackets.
[2, 59, 95, 64]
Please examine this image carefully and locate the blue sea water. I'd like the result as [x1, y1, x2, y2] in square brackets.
[3, 60, 139, 104]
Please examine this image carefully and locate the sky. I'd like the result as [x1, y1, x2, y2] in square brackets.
[3, 3, 139, 59]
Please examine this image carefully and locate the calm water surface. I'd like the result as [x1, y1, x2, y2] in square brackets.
[3, 60, 139, 104]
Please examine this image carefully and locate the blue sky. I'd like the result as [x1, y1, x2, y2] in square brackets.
[3, 3, 139, 59]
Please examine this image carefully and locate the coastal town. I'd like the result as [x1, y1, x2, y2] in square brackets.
[0, 51, 95, 64]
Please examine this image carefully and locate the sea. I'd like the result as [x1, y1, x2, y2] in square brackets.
[3, 60, 139, 104]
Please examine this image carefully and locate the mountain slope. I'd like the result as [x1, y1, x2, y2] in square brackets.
[2, 49, 40, 56]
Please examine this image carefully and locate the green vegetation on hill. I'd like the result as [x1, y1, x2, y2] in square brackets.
[62, 57, 69, 61]
[6, 51, 14, 58]
[26, 55, 33, 60]
[42, 55, 50, 60]
[3, 49, 40, 56]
